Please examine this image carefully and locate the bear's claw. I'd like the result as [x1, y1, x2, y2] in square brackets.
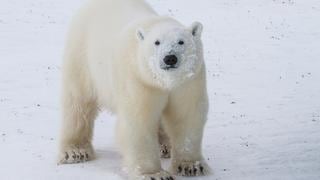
[171, 160, 210, 176]
[160, 144, 171, 158]
[58, 145, 94, 164]
[139, 171, 175, 180]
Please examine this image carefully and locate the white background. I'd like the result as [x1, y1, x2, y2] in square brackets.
[0, 0, 319, 179]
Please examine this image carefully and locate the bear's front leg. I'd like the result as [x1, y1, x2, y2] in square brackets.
[163, 84, 210, 177]
[117, 88, 175, 180]
[164, 105, 210, 176]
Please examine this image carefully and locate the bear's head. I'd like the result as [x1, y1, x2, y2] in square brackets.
[135, 18, 204, 90]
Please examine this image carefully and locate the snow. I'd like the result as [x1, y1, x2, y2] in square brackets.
[1, 0, 320, 179]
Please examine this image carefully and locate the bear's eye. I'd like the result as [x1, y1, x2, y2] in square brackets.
[155, 40, 160, 46]
[178, 40, 184, 45]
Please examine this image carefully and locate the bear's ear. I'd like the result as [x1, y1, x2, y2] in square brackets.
[189, 21, 203, 38]
[136, 28, 145, 41]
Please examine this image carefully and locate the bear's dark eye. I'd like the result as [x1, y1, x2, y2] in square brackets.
[155, 40, 160, 46]
[178, 40, 184, 45]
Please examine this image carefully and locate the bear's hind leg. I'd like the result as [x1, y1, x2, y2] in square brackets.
[58, 88, 98, 164]
[58, 58, 98, 164]
[163, 84, 210, 176]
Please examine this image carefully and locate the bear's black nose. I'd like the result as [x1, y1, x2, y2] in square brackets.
[163, 55, 178, 66]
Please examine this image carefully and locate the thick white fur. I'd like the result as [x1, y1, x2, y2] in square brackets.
[59, 0, 209, 179]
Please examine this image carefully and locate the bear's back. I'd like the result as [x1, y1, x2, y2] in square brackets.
[87, 0, 157, 30]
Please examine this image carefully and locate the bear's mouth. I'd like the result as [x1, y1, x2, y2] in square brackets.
[161, 65, 178, 70]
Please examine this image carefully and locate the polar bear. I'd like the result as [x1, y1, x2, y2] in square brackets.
[58, 0, 210, 179]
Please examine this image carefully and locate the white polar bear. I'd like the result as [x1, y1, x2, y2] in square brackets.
[58, 0, 210, 179]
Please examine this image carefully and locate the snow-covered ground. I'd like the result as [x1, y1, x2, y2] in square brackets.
[1, 0, 320, 179]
